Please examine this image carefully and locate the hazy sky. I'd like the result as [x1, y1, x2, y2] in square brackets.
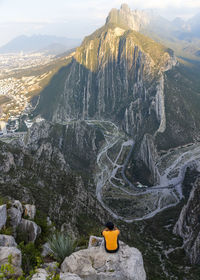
[0, 0, 200, 47]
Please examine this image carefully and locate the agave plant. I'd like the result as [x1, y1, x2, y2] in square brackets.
[47, 232, 74, 263]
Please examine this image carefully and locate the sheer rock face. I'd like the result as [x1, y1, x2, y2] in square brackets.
[36, 13, 176, 144]
[173, 177, 200, 264]
[106, 4, 150, 32]
[136, 134, 159, 185]
[61, 240, 146, 280]
[34, 7, 177, 186]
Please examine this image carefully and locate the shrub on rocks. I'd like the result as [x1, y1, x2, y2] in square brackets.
[47, 232, 74, 263]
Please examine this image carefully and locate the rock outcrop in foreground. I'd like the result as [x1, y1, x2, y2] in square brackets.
[61, 236, 146, 280]
[31, 236, 146, 280]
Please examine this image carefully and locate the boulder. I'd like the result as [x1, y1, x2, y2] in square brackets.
[0, 247, 21, 267]
[31, 268, 48, 280]
[0, 234, 17, 247]
[12, 200, 23, 214]
[0, 246, 22, 277]
[41, 242, 51, 257]
[61, 237, 146, 280]
[43, 262, 59, 273]
[0, 204, 7, 230]
[24, 204, 36, 220]
[8, 207, 22, 230]
[88, 236, 104, 248]
[60, 273, 82, 280]
[18, 219, 41, 243]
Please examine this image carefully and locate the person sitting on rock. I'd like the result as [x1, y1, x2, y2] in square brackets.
[102, 221, 120, 253]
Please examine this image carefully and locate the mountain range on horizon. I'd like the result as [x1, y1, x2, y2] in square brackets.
[0, 34, 81, 55]
[0, 4, 200, 57]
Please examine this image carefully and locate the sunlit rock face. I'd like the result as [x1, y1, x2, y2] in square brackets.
[35, 6, 176, 145]
[174, 177, 200, 264]
[34, 9, 177, 189]
[106, 4, 150, 32]
[34, 5, 200, 201]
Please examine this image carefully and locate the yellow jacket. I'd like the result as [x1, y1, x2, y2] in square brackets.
[102, 229, 120, 251]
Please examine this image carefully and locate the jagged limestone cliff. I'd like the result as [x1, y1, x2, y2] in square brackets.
[35, 6, 176, 144]
[33, 4, 200, 195]
[33, 5, 180, 186]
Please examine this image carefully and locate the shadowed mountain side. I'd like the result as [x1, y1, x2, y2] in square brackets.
[155, 60, 200, 151]
[34, 56, 200, 153]
[34, 56, 160, 139]
[34, 23, 177, 147]
[33, 21, 200, 188]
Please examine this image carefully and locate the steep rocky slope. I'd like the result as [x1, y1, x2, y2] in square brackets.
[0, 121, 109, 234]
[174, 177, 200, 264]
[35, 5, 176, 142]
[34, 4, 200, 188]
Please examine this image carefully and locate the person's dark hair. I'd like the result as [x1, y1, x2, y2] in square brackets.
[105, 221, 114, 230]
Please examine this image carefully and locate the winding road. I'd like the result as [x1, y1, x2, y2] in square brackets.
[86, 120, 200, 222]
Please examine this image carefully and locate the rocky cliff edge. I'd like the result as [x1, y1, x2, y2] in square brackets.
[31, 236, 146, 280]
[61, 236, 146, 280]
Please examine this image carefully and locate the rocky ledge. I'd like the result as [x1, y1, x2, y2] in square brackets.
[32, 236, 146, 280]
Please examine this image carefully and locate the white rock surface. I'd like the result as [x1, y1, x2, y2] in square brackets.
[60, 273, 82, 280]
[31, 269, 48, 280]
[0, 204, 7, 230]
[0, 246, 21, 268]
[0, 234, 17, 247]
[18, 218, 41, 243]
[41, 242, 51, 257]
[12, 200, 23, 214]
[43, 262, 59, 273]
[24, 204, 36, 219]
[88, 236, 104, 248]
[61, 240, 146, 280]
[8, 207, 22, 230]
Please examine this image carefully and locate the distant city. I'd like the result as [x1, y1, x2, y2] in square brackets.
[0, 52, 55, 137]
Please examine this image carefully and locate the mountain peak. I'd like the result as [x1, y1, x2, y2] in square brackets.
[120, 3, 132, 13]
[106, 4, 149, 32]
